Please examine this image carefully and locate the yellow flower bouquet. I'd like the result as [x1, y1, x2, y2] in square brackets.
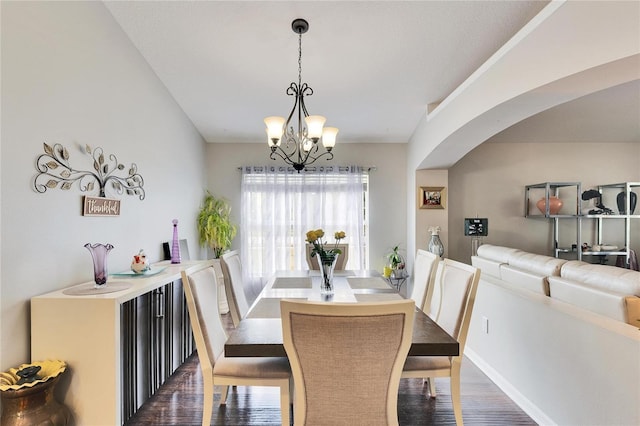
[306, 229, 346, 260]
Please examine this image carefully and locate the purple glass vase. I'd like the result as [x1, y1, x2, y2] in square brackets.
[84, 243, 114, 288]
[171, 219, 181, 264]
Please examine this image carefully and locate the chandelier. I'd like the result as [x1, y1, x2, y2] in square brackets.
[264, 18, 338, 172]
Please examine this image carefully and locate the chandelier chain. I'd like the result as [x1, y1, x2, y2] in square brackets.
[298, 32, 302, 89]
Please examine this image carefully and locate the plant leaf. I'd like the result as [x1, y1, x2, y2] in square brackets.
[43, 143, 54, 156]
[60, 170, 71, 178]
[46, 180, 58, 188]
[46, 161, 59, 169]
[62, 146, 69, 160]
[85, 145, 92, 154]
[61, 182, 72, 190]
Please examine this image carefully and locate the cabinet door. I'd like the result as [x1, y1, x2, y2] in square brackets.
[121, 280, 196, 424]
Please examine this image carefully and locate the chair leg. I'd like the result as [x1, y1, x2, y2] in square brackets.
[280, 382, 291, 426]
[202, 375, 214, 426]
[219, 385, 230, 405]
[450, 370, 463, 426]
[427, 377, 437, 398]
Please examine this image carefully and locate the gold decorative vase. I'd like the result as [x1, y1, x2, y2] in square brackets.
[0, 360, 71, 426]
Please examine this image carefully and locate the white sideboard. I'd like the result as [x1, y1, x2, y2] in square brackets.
[31, 260, 211, 426]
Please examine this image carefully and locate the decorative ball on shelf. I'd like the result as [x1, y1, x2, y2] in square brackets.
[536, 196, 563, 215]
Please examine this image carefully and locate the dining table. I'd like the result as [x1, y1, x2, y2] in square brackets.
[224, 270, 459, 358]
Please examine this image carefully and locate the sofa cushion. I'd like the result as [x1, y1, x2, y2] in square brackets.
[499, 265, 550, 296]
[471, 256, 502, 278]
[507, 251, 567, 277]
[560, 261, 640, 296]
[548, 276, 627, 322]
[475, 244, 522, 264]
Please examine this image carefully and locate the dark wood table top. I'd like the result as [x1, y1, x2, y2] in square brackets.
[224, 271, 459, 357]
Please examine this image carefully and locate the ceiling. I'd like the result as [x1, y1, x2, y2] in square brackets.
[104, 1, 639, 148]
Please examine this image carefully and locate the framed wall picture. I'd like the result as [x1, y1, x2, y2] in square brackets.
[419, 186, 446, 209]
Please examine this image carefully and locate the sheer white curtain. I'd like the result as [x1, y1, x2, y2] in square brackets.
[241, 165, 368, 299]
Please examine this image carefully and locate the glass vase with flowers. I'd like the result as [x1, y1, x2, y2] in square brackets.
[306, 229, 346, 295]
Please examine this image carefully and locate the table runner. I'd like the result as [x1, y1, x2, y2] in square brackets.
[308, 270, 356, 277]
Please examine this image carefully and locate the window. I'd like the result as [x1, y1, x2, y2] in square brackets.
[240, 165, 369, 299]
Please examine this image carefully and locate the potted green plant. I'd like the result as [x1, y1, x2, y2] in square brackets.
[197, 191, 237, 258]
[386, 245, 406, 279]
[387, 246, 404, 269]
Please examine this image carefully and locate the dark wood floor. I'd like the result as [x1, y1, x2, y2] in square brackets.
[127, 314, 537, 425]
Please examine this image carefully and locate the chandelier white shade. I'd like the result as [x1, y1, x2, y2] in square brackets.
[264, 19, 338, 171]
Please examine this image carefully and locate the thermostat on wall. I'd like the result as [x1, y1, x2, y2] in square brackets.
[464, 218, 488, 236]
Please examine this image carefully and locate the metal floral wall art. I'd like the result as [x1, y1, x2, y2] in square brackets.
[34, 143, 145, 200]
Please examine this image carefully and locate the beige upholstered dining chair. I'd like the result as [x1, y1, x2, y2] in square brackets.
[281, 299, 415, 426]
[410, 249, 440, 312]
[181, 261, 291, 426]
[305, 243, 349, 270]
[220, 250, 250, 327]
[402, 258, 481, 426]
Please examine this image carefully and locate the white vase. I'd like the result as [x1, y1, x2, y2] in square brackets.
[428, 234, 444, 258]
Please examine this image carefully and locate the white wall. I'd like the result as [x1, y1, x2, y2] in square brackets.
[1, 2, 207, 370]
[448, 142, 640, 263]
[467, 275, 640, 425]
[406, 1, 640, 264]
[204, 142, 407, 272]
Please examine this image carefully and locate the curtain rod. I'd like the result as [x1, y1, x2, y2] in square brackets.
[237, 165, 377, 172]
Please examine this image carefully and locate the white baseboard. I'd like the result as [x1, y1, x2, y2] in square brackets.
[465, 347, 556, 426]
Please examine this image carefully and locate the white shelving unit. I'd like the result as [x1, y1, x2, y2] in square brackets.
[525, 182, 639, 267]
[525, 182, 582, 260]
[582, 182, 640, 267]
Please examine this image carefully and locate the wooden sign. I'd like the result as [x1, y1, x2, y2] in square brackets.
[83, 196, 120, 217]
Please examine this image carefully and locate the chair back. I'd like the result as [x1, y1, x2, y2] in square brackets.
[220, 250, 249, 327]
[427, 258, 481, 355]
[281, 300, 415, 426]
[305, 243, 349, 270]
[181, 261, 227, 376]
[411, 249, 440, 312]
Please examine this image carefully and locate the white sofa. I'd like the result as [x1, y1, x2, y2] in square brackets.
[466, 244, 640, 426]
[471, 244, 640, 325]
